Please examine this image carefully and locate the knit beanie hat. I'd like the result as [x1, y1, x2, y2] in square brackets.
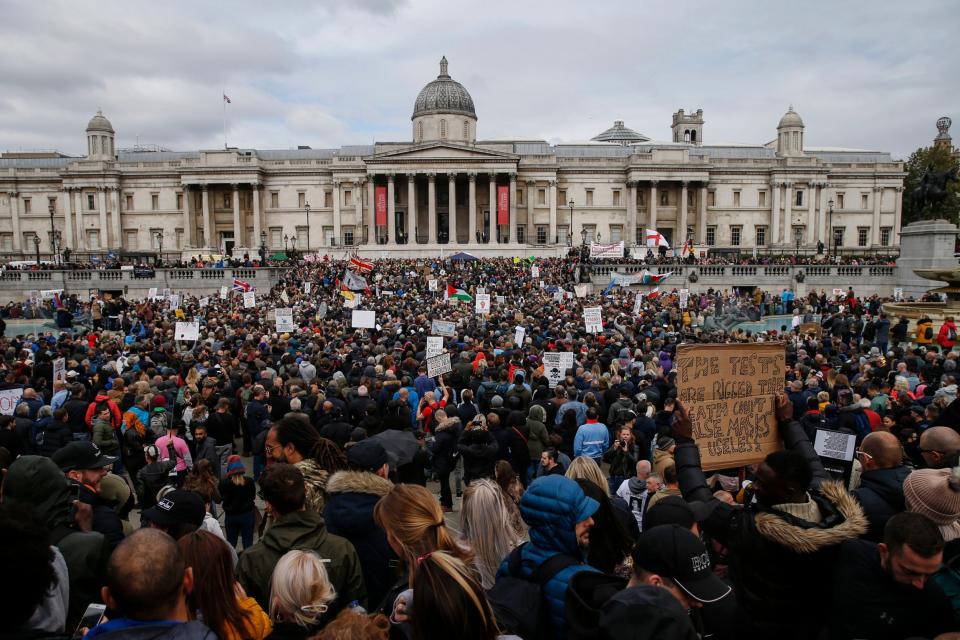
[904, 467, 960, 526]
[225, 455, 246, 477]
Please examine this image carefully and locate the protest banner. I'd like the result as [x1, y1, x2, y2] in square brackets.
[514, 326, 526, 346]
[543, 352, 574, 386]
[674, 343, 785, 471]
[632, 294, 643, 316]
[174, 321, 200, 341]
[220, 286, 228, 299]
[428, 279, 438, 292]
[431, 319, 457, 337]
[475, 293, 491, 315]
[583, 306, 603, 333]
[589, 241, 625, 259]
[199, 297, 209, 308]
[304, 281, 312, 295]
[275, 308, 295, 332]
[426, 353, 452, 378]
[679, 288, 690, 308]
[574, 284, 589, 298]
[351, 310, 376, 329]
[426, 336, 444, 359]
[799, 322, 822, 337]
[832, 288, 845, 297]
[53, 357, 66, 383]
[553, 290, 564, 303]
[893, 287, 903, 301]
[0, 388, 24, 415]
[168, 294, 181, 309]
[242, 291, 256, 308]
[40, 289, 64, 300]
[531, 265, 540, 278]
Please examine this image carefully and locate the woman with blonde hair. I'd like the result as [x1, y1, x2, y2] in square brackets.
[267, 550, 337, 639]
[565, 455, 607, 492]
[459, 479, 524, 589]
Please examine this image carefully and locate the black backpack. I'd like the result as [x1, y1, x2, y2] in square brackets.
[565, 571, 628, 640]
[487, 543, 581, 640]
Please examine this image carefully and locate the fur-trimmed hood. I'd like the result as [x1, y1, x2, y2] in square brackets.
[435, 416, 462, 433]
[753, 480, 868, 553]
[325, 469, 393, 497]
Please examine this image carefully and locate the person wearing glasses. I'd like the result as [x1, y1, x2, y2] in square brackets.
[918, 426, 960, 470]
[851, 432, 912, 542]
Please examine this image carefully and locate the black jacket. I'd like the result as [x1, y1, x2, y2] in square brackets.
[136, 459, 175, 510]
[675, 420, 868, 638]
[457, 426, 499, 481]
[78, 483, 124, 549]
[37, 421, 73, 457]
[430, 418, 461, 474]
[851, 465, 911, 542]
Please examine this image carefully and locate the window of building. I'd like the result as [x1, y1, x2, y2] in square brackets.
[151, 194, 159, 211]
[87, 194, 95, 210]
[222, 193, 231, 209]
[638, 191, 645, 207]
[558, 189, 566, 205]
[176, 193, 183, 210]
[296, 226, 308, 249]
[795, 190, 804, 207]
[538, 189, 546, 205]
[270, 227, 282, 248]
[833, 227, 844, 248]
[440, 119, 447, 139]
[536, 225, 547, 244]
[0, 234, 11, 251]
[660, 190, 668, 207]
[837, 193, 845, 209]
[861, 193, 869, 209]
[636, 227, 645, 246]
[148, 228, 163, 249]
[271, 192, 279, 208]
[857, 227, 869, 247]
[733, 191, 741, 207]
[517, 189, 524, 206]
[706, 226, 716, 246]
[880, 227, 891, 246]
[708, 190, 716, 206]
[610, 225, 623, 242]
[558, 226, 569, 244]
[585, 190, 594, 206]
[758, 190, 767, 207]
[87, 230, 100, 249]
[755, 226, 767, 246]
[462, 120, 469, 140]
[175, 229, 184, 249]
[344, 227, 355, 246]
[23, 198, 31, 214]
[517, 225, 525, 243]
[731, 226, 742, 246]
[324, 191, 332, 208]
[48, 197, 57, 212]
[612, 190, 621, 206]
[688, 190, 694, 207]
[298, 192, 306, 208]
[344, 190, 352, 206]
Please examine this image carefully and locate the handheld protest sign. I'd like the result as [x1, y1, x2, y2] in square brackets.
[674, 342, 785, 471]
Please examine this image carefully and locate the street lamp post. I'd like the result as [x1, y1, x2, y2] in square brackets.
[48, 203, 58, 267]
[259, 231, 267, 264]
[304, 203, 311, 251]
[155, 232, 163, 266]
[290, 235, 297, 258]
[827, 198, 835, 261]
[284, 234, 289, 252]
[33, 235, 40, 265]
[568, 199, 574, 246]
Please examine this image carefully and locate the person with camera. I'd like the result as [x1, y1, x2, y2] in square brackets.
[603, 427, 640, 496]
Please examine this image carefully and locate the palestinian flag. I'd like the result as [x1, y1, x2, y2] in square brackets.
[641, 270, 670, 285]
[646, 287, 661, 300]
[446, 283, 472, 302]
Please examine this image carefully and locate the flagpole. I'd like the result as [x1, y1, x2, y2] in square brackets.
[222, 89, 227, 150]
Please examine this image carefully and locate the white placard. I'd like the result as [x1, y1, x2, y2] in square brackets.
[553, 291, 564, 303]
[148, 287, 158, 300]
[220, 286, 229, 299]
[304, 282, 312, 295]
[543, 352, 574, 386]
[583, 306, 603, 333]
[514, 326, 526, 346]
[351, 310, 376, 329]
[53, 358, 66, 383]
[168, 294, 181, 309]
[531, 266, 540, 278]
[431, 319, 457, 337]
[317, 302, 328, 318]
[893, 287, 903, 301]
[426, 336, 444, 358]
[344, 295, 360, 309]
[199, 297, 209, 308]
[426, 353, 452, 378]
[428, 279, 438, 292]
[475, 293, 491, 315]
[574, 284, 589, 298]
[679, 288, 690, 308]
[832, 288, 845, 297]
[589, 241, 625, 258]
[275, 308, 295, 332]
[40, 289, 63, 300]
[280, 290, 290, 304]
[476, 287, 486, 295]
[175, 321, 200, 341]
[814, 429, 857, 462]
[243, 291, 256, 308]
[0, 388, 24, 416]
[632, 295, 643, 316]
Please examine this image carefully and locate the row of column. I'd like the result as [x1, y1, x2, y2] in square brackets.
[625, 180, 709, 247]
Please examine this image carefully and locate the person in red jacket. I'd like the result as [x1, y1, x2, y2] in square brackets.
[85, 391, 122, 431]
[936, 315, 957, 351]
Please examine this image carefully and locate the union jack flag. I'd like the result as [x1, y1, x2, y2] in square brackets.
[350, 256, 374, 273]
[232, 279, 253, 293]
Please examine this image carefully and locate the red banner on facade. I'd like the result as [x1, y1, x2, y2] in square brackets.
[497, 185, 509, 226]
[375, 185, 387, 226]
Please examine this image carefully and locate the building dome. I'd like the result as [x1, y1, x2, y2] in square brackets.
[778, 106, 804, 129]
[591, 120, 650, 145]
[412, 57, 476, 119]
[86, 110, 114, 133]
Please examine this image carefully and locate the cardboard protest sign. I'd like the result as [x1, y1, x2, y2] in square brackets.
[674, 342, 785, 471]
[426, 336, 444, 358]
[242, 291, 256, 308]
[679, 288, 690, 308]
[632, 295, 643, 316]
[475, 294, 491, 315]
[583, 306, 603, 333]
[531, 265, 540, 278]
[428, 279, 438, 292]
[574, 284, 589, 298]
[199, 297, 209, 308]
[304, 281, 312, 295]
[351, 310, 376, 329]
[174, 321, 200, 341]
[426, 353, 452, 378]
[53, 358, 66, 383]
[0, 388, 23, 415]
[431, 319, 457, 337]
[280, 290, 290, 304]
[275, 308, 295, 332]
[514, 326, 526, 346]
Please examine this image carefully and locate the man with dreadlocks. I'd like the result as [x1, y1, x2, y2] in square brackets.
[264, 414, 347, 514]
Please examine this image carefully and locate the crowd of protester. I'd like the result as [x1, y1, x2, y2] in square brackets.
[0, 253, 958, 640]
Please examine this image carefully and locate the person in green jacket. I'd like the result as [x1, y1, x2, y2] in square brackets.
[524, 405, 550, 483]
[236, 463, 366, 619]
[92, 403, 121, 477]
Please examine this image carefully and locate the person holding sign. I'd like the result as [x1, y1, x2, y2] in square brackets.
[670, 397, 868, 639]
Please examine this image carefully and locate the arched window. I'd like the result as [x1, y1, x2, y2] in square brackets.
[690, 130, 697, 143]
[440, 119, 447, 139]
[463, 120, 469, 140]
[684, 130, 691, 143]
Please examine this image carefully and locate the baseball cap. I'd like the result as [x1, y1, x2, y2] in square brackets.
[346, 439, 389, 472]
[52, 441, 117, 472]
[142, 489, 205, 528]
[643, 496, 717, 530]
[632, 524, 731, 603]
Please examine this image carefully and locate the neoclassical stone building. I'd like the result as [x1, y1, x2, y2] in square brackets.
[0, 57, 904, 259]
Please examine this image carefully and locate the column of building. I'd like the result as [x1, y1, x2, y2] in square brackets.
[425, 174, 436, 245]
[783, 181, 793, 245]
[468, 173, 477, 244]
[97, 188, 109, 247]
[648, 181, 658, 232]
[697, 183, 707, 245]
[872, 186, 882, 246]
[354, 178, 364, 246]
[626, 181, 637, 247]
[386, 174, 396, 247]
[806, 182, 817, 245]
[770, 181, 780, 247]
[893, 187, 903, 246]
[818, 182, 830, 248]
[110, 188, 121, 249]
[679, 181, 689, 245]
[366, 180, 376, 244]
[231, 184, 242, 250]
[406, 176, 415, 245]
[251, 185, 261, 249]
[74, 190, 85, 250]
[488, 177, 496, 244]
[182, 186, 193, 248]
[61, 187, 73, 250]
[448, 174, 457, 243]
[549, 180, 558, 244]
[10, 192, 22, 252]
[201, 187, 212, 248]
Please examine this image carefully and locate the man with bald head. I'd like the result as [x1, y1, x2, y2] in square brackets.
[918, 425, 960, 469]
[87, 528, 214, 639]
[852, 431, 912, 542]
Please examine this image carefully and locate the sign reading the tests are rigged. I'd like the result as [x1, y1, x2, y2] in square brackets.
[674, 343, 785, 471]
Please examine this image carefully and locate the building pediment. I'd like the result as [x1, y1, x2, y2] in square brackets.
[366, 142, 518, 163]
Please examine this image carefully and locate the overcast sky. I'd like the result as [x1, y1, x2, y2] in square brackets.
[1, 0, 956, 159]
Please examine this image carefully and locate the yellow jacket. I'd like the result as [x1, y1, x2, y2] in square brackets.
[916, 319, 933, 344]
[223, 596, 272, 640]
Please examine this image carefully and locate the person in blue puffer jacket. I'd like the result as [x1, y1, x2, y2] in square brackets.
[497, 474, 598, 639]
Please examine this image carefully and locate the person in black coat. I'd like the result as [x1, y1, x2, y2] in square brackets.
[851, 431, 912, 542]
[430, 416, 461, 510]
[38, 408, 74, 457]
[457, 416, 499, 485]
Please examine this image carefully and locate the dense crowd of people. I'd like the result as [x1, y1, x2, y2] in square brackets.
[0, 254, 958, 640]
